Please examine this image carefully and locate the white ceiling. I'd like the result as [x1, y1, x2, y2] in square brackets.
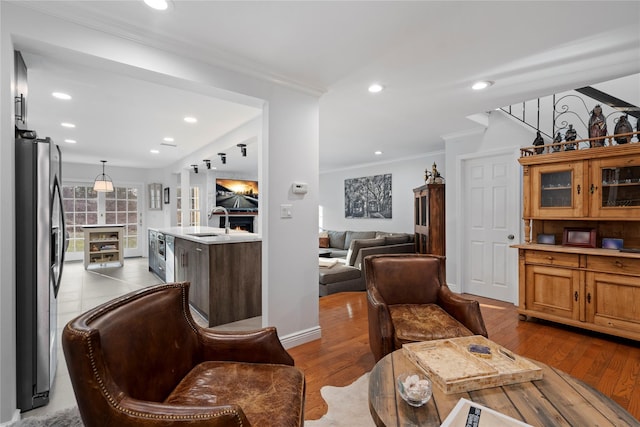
[13, 1, 640, 173]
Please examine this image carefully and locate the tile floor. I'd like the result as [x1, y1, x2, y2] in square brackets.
[21, 257, 261, 420]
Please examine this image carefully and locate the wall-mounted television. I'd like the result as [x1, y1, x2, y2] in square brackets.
[215, 179, 259, 213]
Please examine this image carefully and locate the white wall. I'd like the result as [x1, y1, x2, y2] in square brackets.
[0, 3, 319, 423]
[319, 153, 445, 234]
[0, 11, 17, 423]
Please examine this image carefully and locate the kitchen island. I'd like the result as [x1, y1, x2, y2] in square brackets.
[153, 226, 261, 327]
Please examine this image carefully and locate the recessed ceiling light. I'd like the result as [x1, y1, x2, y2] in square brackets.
[374, 151, 383, 155]
[163, 137, 174, 142]
[52, 92, 71, 100]
[61, 122, 75, 128]
[64, 139, 77, 144]
[472, 81, 494, 91]
[368, 83, 384, 93]
[150, 149, 160, 154]
[184, 116, 197, 124]
[144, 0, 169, 10]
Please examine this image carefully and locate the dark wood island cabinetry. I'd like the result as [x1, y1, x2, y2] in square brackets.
[149, 226, 261, 327]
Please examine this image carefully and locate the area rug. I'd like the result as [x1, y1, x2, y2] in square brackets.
[8, 406, 82, 427]
[9, 374, 373, 427]
[306, 373, 375, 427]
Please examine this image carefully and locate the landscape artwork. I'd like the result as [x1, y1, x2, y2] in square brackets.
[344, 173, 392, 218]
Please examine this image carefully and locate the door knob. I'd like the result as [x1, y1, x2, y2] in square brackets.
[507, 234, 515, 240]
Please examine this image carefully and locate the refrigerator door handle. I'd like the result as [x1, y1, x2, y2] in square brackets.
[51, 176, 65, 297]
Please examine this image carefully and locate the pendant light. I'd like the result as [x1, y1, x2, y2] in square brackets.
[93, 160, 114, 192]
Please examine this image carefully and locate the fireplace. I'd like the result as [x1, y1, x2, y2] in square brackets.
[220, 216, 254, 233]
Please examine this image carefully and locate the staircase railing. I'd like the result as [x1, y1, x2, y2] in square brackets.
[500, 87, 640, 149]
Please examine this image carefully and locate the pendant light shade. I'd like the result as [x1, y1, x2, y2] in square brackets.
[93, 160, 114, 192]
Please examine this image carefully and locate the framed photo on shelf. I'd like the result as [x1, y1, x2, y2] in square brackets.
[562, 228, 596, 248]
[537, 234, 556, 245]
[163, 187, 170, 204]
[602, 238, 623, 249]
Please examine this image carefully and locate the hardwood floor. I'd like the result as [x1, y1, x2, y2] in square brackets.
[287, 292, 640, 422]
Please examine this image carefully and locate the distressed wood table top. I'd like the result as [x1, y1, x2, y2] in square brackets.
[368, 348, 639, 426]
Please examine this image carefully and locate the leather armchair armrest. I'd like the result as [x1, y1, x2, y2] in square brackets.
[117, 398, 250, 426]
[438, 285, 488, 337]
[367, 286, 395, 361]
[198, 327, 295, 366]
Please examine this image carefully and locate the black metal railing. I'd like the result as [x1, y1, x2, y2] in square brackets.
[500, 87, 640, 149]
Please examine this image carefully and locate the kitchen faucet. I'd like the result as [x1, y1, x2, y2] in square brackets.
[209, 206, 230, 234]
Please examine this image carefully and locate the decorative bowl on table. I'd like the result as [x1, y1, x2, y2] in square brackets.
[397, 373, 432, 407]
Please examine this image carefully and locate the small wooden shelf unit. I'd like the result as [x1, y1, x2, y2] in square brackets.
[83, 225, 124, 269]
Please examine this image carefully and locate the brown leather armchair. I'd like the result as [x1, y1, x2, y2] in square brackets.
[62, 282, 305, 427]
[365, 254, 488, 361]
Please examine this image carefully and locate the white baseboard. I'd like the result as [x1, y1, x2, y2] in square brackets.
[280, 325, 321, 349]
[0, 409, 21, 426]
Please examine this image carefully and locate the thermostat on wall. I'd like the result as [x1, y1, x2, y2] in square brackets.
[292, 182, 308, 194]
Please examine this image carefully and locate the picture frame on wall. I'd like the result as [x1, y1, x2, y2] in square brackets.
[163, 187, 170, 204]
[562, 228, 596, 248]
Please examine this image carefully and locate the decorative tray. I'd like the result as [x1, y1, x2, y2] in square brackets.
[403, 335, 543, 394]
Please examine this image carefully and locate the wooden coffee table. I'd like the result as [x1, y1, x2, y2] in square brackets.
[369, 348, 639, 426]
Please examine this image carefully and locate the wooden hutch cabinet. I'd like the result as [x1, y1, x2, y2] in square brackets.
[514, 139, 640, 341]
[413, 184, 445, 256]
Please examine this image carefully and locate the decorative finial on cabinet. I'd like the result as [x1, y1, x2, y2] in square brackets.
[425, 162, 444, 184]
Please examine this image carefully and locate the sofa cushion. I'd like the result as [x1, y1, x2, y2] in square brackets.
[345, 231, 377, 250]
[389, 304, 474, 348]
[166, 360, 305, 427]
[346, 238, 385, 266]
[328, 230, 346, 250]
[318, 264, 361, 285]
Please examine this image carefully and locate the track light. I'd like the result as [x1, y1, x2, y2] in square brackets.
[218, 152, 226, 165]
[204, 159, 211, 169]
[191, 164, 198, 173]
[237, 143, 247, 157]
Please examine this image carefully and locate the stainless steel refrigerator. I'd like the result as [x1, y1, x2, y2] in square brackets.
[15, 129, 66, 412]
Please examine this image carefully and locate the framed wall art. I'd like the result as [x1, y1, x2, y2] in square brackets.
[344, 173, 392, 219]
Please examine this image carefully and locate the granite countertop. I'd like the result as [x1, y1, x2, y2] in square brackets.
[151, 226, 261, 245]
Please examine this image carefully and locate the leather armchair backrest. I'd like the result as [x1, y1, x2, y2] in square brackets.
[365, 254, 445, 305]
[64, 283, 201, 403]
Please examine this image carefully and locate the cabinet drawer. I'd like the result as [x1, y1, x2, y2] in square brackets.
[524, 250, 579, 267]
[587, 256, 640, 275]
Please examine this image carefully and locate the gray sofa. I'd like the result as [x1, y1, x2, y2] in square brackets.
[318, 230, 414, 296]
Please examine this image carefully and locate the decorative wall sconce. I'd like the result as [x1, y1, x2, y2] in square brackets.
[237, 143, 247, 157]
[191, 164, 199, 173]
[204, 159, 211, 169]
[218, 153, 227, 164]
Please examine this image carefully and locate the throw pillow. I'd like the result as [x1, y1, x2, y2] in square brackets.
[319, 237, 330, 248]
[346, 238, 385, 266]
[344, 231, 377, 250]
[385, 234, 410, 245]
[328, 230, 346, 250]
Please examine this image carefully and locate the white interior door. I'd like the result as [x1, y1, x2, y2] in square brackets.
[461, 151, 519, 303]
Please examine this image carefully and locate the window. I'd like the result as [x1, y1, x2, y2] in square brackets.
[190, 186, 201, 226]
[176, 186, 200, 226]
[62, 183, 141, 260]
[63, 185, 98, 253]
[105, 187, 138, 250]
